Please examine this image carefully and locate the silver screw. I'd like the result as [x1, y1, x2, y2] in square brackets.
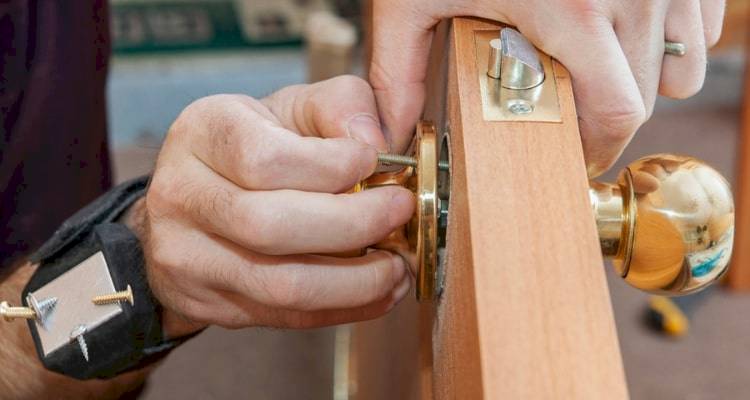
[70, 325, 89, 362]
[507, 99, 534, 115]
[377, 153, 450, 171]
[27, 294, 57, 328]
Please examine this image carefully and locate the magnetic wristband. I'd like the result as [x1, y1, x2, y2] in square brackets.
[18, 176, 191, 380]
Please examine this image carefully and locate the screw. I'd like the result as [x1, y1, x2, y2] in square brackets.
[26, 294, 58, 328]
[70, 325, 89, 362]
[0, 301, 36, 322]
[377, 153, 450, 171]
[92, 284, 134, 306]
[507, 99, 534, 115]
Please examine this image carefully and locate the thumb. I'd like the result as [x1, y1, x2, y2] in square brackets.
[369, 0, 438, 153]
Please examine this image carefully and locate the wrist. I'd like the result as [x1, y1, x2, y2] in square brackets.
[122, 198, 207, 338]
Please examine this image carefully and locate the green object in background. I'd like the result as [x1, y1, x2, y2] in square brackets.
[111, 0, 302, 53]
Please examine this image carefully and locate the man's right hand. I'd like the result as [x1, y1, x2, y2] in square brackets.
[140, 76, 415, 337]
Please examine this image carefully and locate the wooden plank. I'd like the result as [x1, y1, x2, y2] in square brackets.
[727, 36, 750, 290]
[350, 17, 628, 399]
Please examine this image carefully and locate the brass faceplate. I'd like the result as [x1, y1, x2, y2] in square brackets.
[358, 122, 441, 301]
[475, 30, 562, 122]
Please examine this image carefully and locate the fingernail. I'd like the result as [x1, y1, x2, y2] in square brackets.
[347, 114, 388, 151]
[388, 189, 415, 228]
[392, 275, 411, 303]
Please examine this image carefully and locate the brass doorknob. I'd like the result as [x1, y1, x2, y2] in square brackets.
[357, 122, 735, 300]
[591, 154, 734, 295]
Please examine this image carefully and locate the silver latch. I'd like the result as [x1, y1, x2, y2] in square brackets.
[487, 28, 545, 90]
[476, 28, 560, 122]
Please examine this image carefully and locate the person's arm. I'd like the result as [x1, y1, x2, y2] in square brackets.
[369, 0, 725, 176]
[0, 75, 412, 398]
[140, 75, 413, 334]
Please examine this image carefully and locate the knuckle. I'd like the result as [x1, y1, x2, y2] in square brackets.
[565, 0, 606, 27]
[333, 147, 368, 189]
[147, 237, 182, 273]
[356, 195, 394, 242]
[235, 133, 281, 188]
[146, 171, 182, 219]
[262, 269, 313, 310]
[327, 74, 371, 94]
[594, 103, 646, 141]
[187, 183, 235, 226]
[239, 207, 283, 254]
[368, 59, 394, 92]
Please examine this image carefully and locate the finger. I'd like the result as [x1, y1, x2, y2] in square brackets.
[262, 75, 389, 151]
[701, 0, 726, 47]
[147, 223, 411, 316]
[661, 0, 707, 99]
[544, 20, 646, 176]
[163, 158, 415, 255]
[369, 0, 439, 153]
[181, 279, 409, 329]
[613, 2, 667, 119]
[185, 95, 378, 193]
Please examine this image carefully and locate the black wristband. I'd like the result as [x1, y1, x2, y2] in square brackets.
[20, 176, 193, 380]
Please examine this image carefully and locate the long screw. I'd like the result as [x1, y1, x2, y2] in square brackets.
[92, 284, 134, 306]
[70, 325, 89, 362]
[0, 301, 36, 322]
[377, 153, 450, 171]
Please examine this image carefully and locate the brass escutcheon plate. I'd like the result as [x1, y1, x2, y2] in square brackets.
[414, 121, 438, 301]
[475, 30, 562, 122]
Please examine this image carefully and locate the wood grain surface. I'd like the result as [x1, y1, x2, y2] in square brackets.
[727, 40, 750, 290]
[351, 17, 629, 400]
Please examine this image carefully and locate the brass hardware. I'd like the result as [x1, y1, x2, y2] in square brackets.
[476, 29, 561, 122]
[0, 301, 37, 321]
[360, 121, 734, 299]
[356, 122, 442, 301]
[591, 155, 734, 295]
[92, 284, 134, 306]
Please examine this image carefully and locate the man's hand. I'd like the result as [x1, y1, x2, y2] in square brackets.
[141, 76, 414, 336]
[370, 0, 725, 176]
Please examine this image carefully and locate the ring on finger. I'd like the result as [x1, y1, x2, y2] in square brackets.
[665, 41, 687, 56]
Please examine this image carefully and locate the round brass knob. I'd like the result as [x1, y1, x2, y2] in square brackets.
[590, 154, 734, 295]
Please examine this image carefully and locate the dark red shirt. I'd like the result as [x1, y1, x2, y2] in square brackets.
[1, 1, 111, 270]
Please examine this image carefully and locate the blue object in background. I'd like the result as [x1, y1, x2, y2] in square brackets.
[107, 49, 306, 148]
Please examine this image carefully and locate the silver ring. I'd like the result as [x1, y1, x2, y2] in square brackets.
[665, 41, 686, 57]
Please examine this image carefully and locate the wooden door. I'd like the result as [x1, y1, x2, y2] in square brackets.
[348, 18, 629, 400]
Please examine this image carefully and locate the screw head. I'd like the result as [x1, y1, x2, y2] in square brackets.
[507, 99, 534, 115]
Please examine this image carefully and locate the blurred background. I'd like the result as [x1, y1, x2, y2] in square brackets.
[105, 0, 750, 399]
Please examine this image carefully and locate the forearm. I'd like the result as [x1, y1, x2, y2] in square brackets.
[0, 264, 150, 400]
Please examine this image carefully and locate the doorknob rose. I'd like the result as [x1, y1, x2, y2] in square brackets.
[590, 155, 734, 295]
